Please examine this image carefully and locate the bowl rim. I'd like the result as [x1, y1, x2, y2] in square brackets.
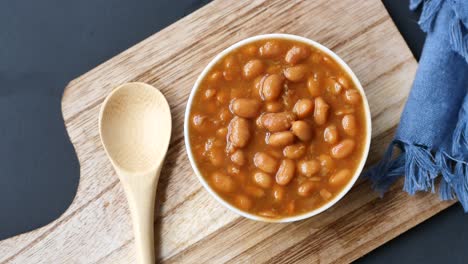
[184, 33, 372, 223]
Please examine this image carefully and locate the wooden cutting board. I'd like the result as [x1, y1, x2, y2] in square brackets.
[0, 0, 454, 263]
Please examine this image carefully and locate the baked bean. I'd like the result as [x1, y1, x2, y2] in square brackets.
[322, 55, 333, 65]
[259, 41, 281, 58]
[223, 70, 234, 80]
[204, 137, 215, 151]
[208, 147, 224, 167]
[298, 181, 318, 197]
[338, 76, 350, 88]
[335, 107, 355, 116]
[291, 121, 313, 141]
[225, 142, 236, 155]
[224, 56, 238, 70]
[319, 189, 332, 200]
[328, 78, 343, 95]
[282, 88, 298, 109]
[211, 172, 235, 193]
[314, 97, 330, 125]
[262, 112, 295, 132]
[231, 149, 246, 166]
[318, 154, 335, 171]
[342, 114, 357, 136]
[276, 159, 296, 185]
[192, 114, 206, 127]
[218, 108, 231, 122]
[268, 131, 295, 147]
[265, 101, 283, 112]
[230, 98, 261, 118]
[245, 186, 265, 198]
[285, 45, 310, 65]
[286, 200, 296, 215]
[298, 159, 320, 177]
[228, 116, 250, 148]
[208, 71, 223, 82]
[307, 76, 321, 97]
[344, 89, 360, 104]
[273, 185, 285, 202]
[261, 74, 284, 101]
[285, 111, 298, 121]
[253, 171, 273, 189]
[253, 152, 278, 173]
[283, 143, 306, 159]
[216, 89, 230, 104]
[311, 53, 322, 64]
[293, 98, 314, 118]
[296, 174, 307, 184]
[258, 210, 279, 218]
[216, 127, 228, 138]
[310, 176, 321, 182]
[227, 164, 240, 175]
[223, 56, 240, 81]
[284, 64, 307, 82]
[329, 169, 351, 187]
[235, 194, 253, 210]
[331, 139, 355, 159]
[243, 59, 264, 79]
[252, 75, 265, 99]
[243, 45, 257, 56]
[255, 113, 264, 128]
[204, 89, 217, 100]
[192, 114, 211, 132]
[323, 125, 339, 144]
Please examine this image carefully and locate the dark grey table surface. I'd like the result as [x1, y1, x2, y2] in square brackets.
[1, 0, 467, 263]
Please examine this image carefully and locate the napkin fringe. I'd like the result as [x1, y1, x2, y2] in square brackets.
[450, 12, 468, 63]
[402, 144, 439, 194]
[437, 152, 468, 211]
[365, 141, 438, 195]
[409, 0, 423, 11]
[364, 141, 402, 195]
[411, 0, 468, 62]
[410, 0, 444, 32]
[452, 99, 468, 157]
[366, 142, 468, 211]
[365, 141, 467, 192]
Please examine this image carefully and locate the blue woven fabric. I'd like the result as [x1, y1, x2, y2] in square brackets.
[365, 0, 468, 209]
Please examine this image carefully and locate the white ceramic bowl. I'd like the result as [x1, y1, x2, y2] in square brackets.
[184, 34, 372, 222]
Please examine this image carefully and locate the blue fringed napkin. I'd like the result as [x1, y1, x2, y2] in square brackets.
[365, 0, 468, 209]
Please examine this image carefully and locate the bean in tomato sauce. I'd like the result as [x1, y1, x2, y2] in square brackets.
[188, 38, 367, 218]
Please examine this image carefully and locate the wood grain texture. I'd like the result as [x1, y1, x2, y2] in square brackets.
[0, 0, 454, 263]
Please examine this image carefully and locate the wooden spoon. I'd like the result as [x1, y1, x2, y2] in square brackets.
[99, 82, 172, 264]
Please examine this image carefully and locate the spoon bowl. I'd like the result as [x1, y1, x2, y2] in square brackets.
[99, 82, 172, 264]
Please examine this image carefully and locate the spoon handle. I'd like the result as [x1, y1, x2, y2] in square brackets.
[122, 168, 160, 264]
